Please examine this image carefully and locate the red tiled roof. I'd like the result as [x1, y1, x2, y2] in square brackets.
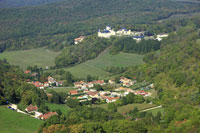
[87, 91, 98, 96]
[42, 112, 58, 120]
[24, 70, 31, 74]
[107, 97, 119, 101]
[26, 105, 38, 112]
[69, 90, 78, 95]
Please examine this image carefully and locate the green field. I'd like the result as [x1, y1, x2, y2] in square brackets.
[0, 48, 60, 70]
[146, 107, 164, 116]
[92, 103, 155, 115]
[46, 103, 71, 115]
[63, 49, 144, 78]
[46, 87, 75, 93]
[0, 106, 43, 133]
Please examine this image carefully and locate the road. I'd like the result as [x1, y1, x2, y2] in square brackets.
[140, 105, 162, 112]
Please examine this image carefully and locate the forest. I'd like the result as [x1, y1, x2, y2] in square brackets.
[0, 0, 200, 53]
[38, 15, 200, 132]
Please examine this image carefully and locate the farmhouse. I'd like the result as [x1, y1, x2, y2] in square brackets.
[98, 25, 145, 39]
[74, 36, 86, 44]
[25, 105, 38, 112]
[69, 90, 78, 95]
[32, 81, 44, 89]
[106, 97, 120, 103]
[48, 76, 56, 84]
[98, 26, 116, 38]
[87, 91, 99, 98]
[24, 70, 31, 74]
[41, 112, 58, 120]
[156, 33, 168, 41]
[74, 81, 86, 88]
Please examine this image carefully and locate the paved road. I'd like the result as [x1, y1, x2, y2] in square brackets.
[140, 105, 162, 112]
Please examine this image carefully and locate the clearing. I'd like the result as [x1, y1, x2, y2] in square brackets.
[92, 103, 156, 115]
[0, 48, 60, 70]
[46, 103, 71, 115]
[63, 49, 144, 78]
[0, 106, 43, 133]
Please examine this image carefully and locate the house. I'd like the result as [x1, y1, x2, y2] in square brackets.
[108, 79, 115, 84]
[41, 112, 58, 120]
[91, 80, 105, 86]
[156, 33, 168, 41]
[48, 76, 56, 84]
[86, 82, 94, 88]
[34, 111, 43, 119]
[120, 77, 134, 87]
[24, 70, 31, 74]
[98, 26, 116, 38]
[25, 105, 38, 113]
[32, 81, 44, 89]
[56, 81, 63, 87]
[44, 82, 49, 87]
[87, 91, 99, 98]
[106, 97, 120, 103]
[74, 81, 86, 88]
[31, 72, 38, 77]
[74, 36, 86, 44]
[69, 90, 78, 95]
[134, 90, 151, 97]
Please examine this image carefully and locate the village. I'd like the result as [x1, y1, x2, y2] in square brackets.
[74, 25, 168, 44]
[6, 68, 155, 121]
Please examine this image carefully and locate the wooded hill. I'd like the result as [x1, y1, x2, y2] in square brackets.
[0, 0, 200, 52]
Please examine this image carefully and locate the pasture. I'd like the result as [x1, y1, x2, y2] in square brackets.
[63, 49, 144, 78]
[46, 103, 71, 115]
[0, 48, 60, 70]
[0, 106, 43, 133]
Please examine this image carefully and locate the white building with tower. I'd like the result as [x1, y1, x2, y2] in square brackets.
[98, 25, 145, 39]
[98, 26, 116, 38]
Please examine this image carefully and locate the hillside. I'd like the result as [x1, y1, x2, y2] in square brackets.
[0, 0, 199, 52]
[0, 106, 43, 133]
[62, 48, 144, 78]
[0, 48, 60, 70]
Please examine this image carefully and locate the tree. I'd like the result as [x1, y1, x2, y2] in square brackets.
[108, 103, 117, 112]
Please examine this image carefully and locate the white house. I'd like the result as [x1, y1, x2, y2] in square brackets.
[98, 26, 116, 38]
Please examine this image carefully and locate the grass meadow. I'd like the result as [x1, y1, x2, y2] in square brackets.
[0, 48, 60, 70]
[0, 106, 43, 133]
[63, 49, 144, 78]
[45, 103, 71, 115]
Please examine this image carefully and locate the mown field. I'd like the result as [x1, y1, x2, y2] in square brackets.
[0, 48, 60, 70]
[46, 87, 75, 93]
[146, 107, 164, 116]
[92, 103, 156, 115]
[46, 103, 71, 115]
[63, 49, 144, 78]
[0, 106, 43, 133]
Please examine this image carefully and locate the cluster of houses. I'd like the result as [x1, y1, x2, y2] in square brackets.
[25, 104, 58, 120]
[24, 71, 64, 89]
[68, 77, 152, 103]
[74, 36, 86, 44]
[7, 104, 57, 120]
[98, 26, 145, 39]
[97, 25, 168, 42]
[120, 77, 136, 87]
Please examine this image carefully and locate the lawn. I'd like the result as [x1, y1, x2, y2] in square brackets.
[117, 103, 156, 115]
[46, 87, 75, 93]
[146, 107, 164, 116]
[46, 103, 71, 115]
[92, 103, 156, 115]
[63, 49, 144, 78]
[0, 106, 43, 133]
[0, 48, 60, 70]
